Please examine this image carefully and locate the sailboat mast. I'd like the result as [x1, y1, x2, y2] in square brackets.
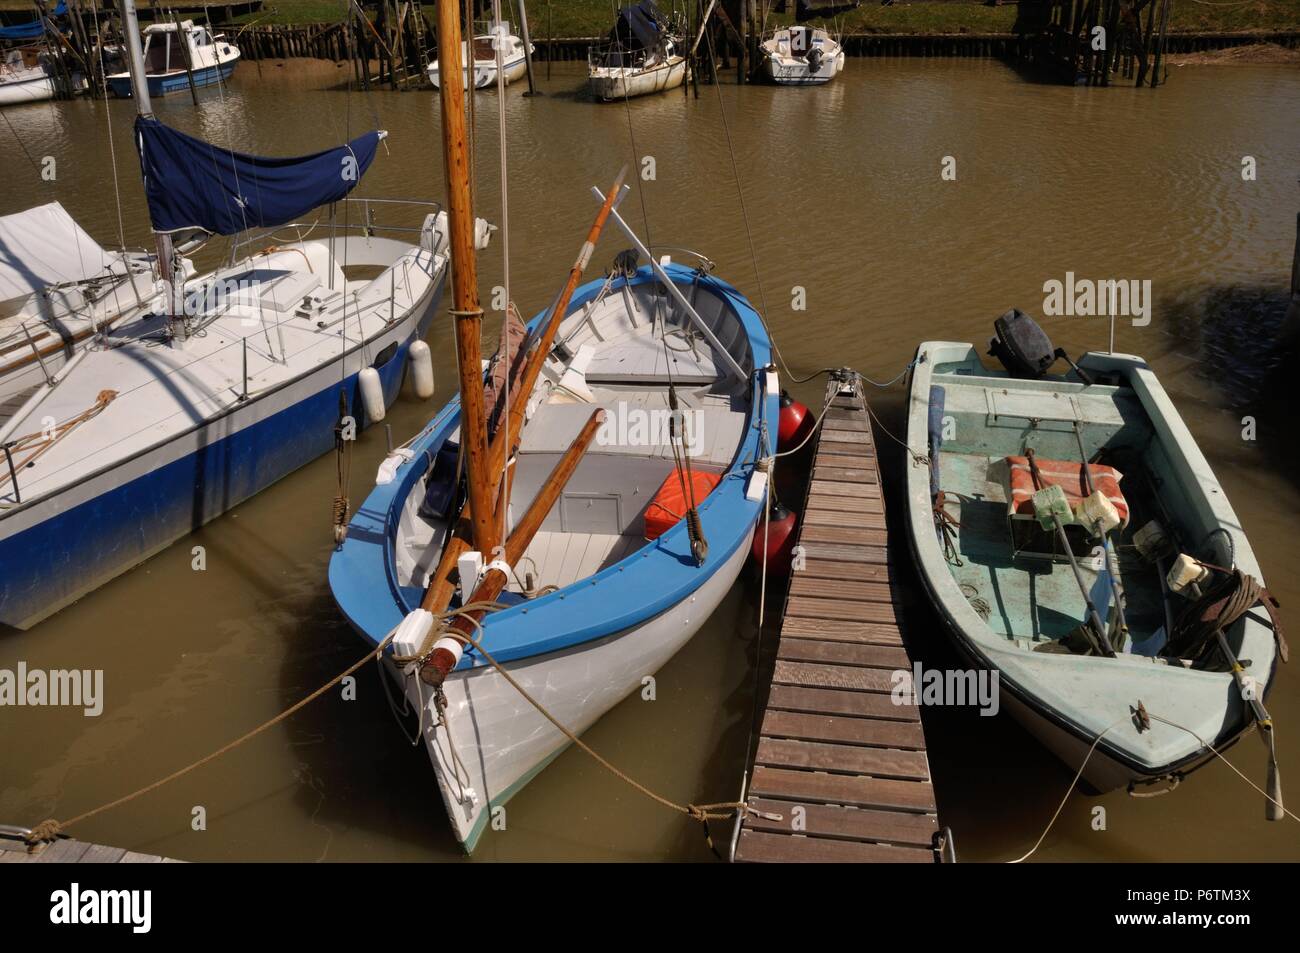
[436, 0, 498, 558]
[121, 0, 183, 341]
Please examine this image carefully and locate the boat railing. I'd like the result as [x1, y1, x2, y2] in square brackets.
[227, 197, 445, 265]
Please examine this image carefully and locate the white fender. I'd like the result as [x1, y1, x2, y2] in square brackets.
[358, 366, 385, 423]
[408, 339, 435, 399]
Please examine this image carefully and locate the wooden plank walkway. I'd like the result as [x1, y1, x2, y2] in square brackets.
[0, 827, 180, 863]
[733, 373, 944, 863]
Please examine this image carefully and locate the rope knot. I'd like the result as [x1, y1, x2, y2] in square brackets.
[25, 818, 62, 852]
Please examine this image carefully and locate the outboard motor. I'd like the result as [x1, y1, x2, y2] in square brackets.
[988, 308, 1093, 385]
[807, 46, 823, 73]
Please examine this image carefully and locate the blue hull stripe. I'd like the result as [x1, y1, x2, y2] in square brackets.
[108, 62, 237, 98]
[0, 276, 443, 629]
[330, 263, 777, 668]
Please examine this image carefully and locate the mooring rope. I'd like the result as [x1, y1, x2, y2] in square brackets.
[25, 601, 757, 853]
[1007, 708, 1299, 863]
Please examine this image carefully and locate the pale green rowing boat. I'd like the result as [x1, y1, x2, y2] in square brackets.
[905, 335, 1286, 797]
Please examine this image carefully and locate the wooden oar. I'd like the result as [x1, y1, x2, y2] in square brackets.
[483, 166, 628, 489]
[419, 408, 605, 686]
[1072, 422, 1131, 650]
[1213, 628, 1285, 820]
[1026, 448, 1117, 658]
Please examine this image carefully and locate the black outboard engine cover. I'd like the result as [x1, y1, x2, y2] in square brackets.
[807, 47, 823, 73]
[989, 308, 1056, 379]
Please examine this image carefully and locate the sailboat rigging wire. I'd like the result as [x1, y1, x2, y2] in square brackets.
[493, 0, 512, 546]
[0, 109, 41, 176]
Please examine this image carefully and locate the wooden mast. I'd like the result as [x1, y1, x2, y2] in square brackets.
[436, 0, 497, 559]
[417, 168, 627, 616]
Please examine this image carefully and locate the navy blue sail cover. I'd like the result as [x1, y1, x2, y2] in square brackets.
[134, 116, 382, 235]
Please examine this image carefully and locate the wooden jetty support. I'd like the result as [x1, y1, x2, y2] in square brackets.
[0, 826, 181, 863]
[732, 372, 947, 863]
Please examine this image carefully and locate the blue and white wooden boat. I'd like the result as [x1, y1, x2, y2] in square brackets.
[0, 9, 452, 629]
[905, 338, 1286, 795]
[106, 20, 239, 98]
[330, 255, 776, 851]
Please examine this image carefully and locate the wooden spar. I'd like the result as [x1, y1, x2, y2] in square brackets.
[483, 166, 628, 492]
[420, 313, 531, 614]
[436, 0, 498, 560]
[419, 408, 606, 686]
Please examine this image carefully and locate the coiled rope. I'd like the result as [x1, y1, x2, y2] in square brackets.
[1, 390, 118, 495]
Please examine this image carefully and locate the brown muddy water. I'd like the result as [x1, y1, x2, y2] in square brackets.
[1, 58, 1298, 862]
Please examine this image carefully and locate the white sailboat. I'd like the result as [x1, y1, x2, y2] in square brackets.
[0, 0, 457, 629]
[0, 47, 84, 106]
[587, 2, 688, 101]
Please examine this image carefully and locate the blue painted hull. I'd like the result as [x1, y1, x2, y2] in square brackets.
[331, 264, 777, 666]
[107, 61, 237, 99]
[0, 273, 443, 630]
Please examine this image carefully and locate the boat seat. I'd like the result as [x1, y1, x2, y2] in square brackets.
[998, 455, 1129, 527]
[517, 400, 743, 468]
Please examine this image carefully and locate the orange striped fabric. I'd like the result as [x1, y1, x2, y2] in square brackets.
[1005, 455, 1128, 526]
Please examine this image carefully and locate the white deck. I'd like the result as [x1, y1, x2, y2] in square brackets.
[1, 232, 445, 508]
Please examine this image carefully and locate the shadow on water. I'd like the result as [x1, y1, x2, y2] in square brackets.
[1166, 281, 1300, 484]
[271, 578, 465, 860]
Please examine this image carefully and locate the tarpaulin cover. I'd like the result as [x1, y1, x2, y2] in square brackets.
[0, 2, 65, 40]
[0, 202, 117, 317]
[613, 1, 663, 52]
[134, 115, 382, 236]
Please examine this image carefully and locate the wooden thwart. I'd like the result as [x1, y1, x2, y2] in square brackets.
[734, 374, 942, 864]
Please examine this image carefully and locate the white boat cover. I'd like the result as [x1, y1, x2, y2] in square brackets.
[0, 202, 118, 317]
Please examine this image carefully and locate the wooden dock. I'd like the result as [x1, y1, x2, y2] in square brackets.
[0, 827, 180, 864]
[733, 372, 946, 863]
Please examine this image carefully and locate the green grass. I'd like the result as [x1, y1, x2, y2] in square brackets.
[3, 0, 1299, 34]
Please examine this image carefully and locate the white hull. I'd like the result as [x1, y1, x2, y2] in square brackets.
[395, 528, 752, 850]
[427, 35, 531, 90]
[588, 55, 687, 101]
[762, 50, 845, 85]
[0, 73, 56, 106]
[760, 26, 845, 86]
